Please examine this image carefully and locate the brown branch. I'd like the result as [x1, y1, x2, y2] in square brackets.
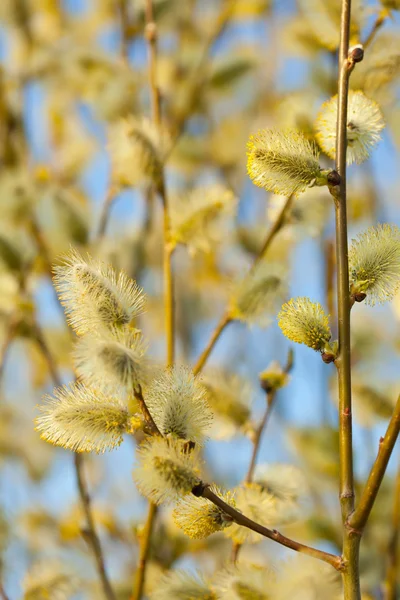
[193, 484, 343, 571]
[331, 2, 363, 598]
[232, 349, 293, 562]
[349, 395, 400, 532]
[134, 385, 161, 436]
[385, 461, 400, 600]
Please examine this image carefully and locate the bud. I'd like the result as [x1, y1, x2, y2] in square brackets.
[327, 170, 341, 187]
[353, 292, 367, 303]
[259, 361, 289, 393]
[349, 44, 364, 63]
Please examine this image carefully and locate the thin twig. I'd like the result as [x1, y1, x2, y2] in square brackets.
[134, 385, 162, 436]
[349, 395, 400, 532]
[363, 9, 387, 49]
[96, 186, 117, 242]
[232, 349, 293, 562]
[0, 315, 20, 385]
[193, 484, 344, 571]
[193, 194, 293, 375]
[245, 392, 275, 485]
[385, 460, 400, 600]
[232, 391, 275, 563]
[0, 582, 10, 600]
[193, 312, 232, 376]
[32, 323, 116, 600]
[131, 502, 158, 600]
[332, 1, 361, 597]
[116, 0, 130, 61]
[75, 454, 117, 600]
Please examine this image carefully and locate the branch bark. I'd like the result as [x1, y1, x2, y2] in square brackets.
[194, 484, 344, 571]
[332, 1, 361, 598]
[349, 395, 400, 532]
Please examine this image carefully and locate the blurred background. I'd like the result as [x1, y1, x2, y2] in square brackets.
[0, 0, 399, 597]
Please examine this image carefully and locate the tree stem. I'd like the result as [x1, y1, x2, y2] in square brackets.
[333, 1, 360, 598]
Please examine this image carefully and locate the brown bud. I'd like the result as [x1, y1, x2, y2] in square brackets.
[321, 352, 335, 364]
[353, 292, 367, 303]
[349, 45, 364, 63]
[260, 379, 273, 393]
[327, 170, 341, 186]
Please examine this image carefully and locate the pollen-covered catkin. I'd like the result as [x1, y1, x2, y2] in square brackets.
[145, 366, 212, 444]
[247, 129, 324, 196]
[53, 249, 145, 335]
[133, 437, 201, 505]
[278, 297, 331, 351]
[36, 383, 136, 453]
[173, 486, 234, 538]
[315, 90, 385, 164]
[349, 224, 400, 305]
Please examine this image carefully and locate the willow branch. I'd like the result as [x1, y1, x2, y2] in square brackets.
[96, 186, 117, 242]
[116, 0, 130, 61]
[333, 3, 355, 523]
[193, 312, 231, 376]
[134, 385, 161, 436]
[193, 194, 293, 376]
[193, 484, 343, 571]
[244, 392, 275, 485]
[349, 395, 400, 532]
[75, 454, 117, 600]
[363, 9, 387, 49]
[332, 2, 362, 598]
[0, 314, 20, 385]
[385, 460, 400, 600]
[0, 583, 9, 600]
[232, 350, 293, 562]
[132, 502, 158, 600]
